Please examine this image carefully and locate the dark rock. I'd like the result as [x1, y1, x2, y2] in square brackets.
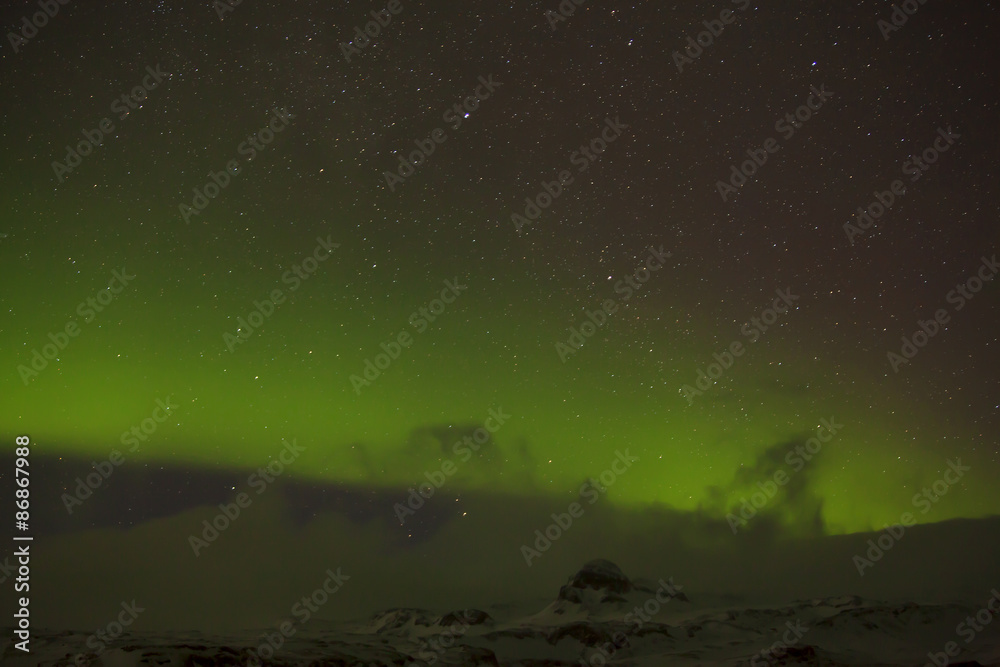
[439, 609, 492, 627]
[557, 559, 634, 603]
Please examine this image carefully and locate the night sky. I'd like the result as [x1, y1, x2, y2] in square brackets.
[1, 0, 999, 634]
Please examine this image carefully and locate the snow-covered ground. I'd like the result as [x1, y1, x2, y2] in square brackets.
[3, 559, 999, 666]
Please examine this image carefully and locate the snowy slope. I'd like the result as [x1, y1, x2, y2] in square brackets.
[3, 560, 998, 666]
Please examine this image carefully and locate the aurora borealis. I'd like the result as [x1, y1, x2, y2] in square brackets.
[1, 0, 999, 637]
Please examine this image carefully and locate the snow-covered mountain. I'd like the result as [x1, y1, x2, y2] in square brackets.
[3, 559, 999, 666]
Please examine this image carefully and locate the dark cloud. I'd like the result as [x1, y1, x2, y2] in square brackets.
[703, 434, 827, 538]
[6, 449, 998, 633]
